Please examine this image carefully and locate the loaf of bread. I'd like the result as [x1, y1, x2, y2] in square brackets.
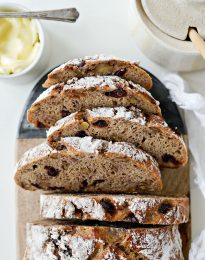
[43, 54, 152, 90]
[18, 54, 189, 260]
[27, 76, 161, 128]
[15, 136, 162, 193]
[40, 193, 189, 225]
[47, 106, 188, 168]
[24, 221, 183, 260]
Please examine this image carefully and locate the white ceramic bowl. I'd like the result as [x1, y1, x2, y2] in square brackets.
[129, 0, 205, 72]
[0, 3, 45, 79]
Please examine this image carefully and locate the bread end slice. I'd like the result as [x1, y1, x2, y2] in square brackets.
[25, 220, 184, 260]
[43, 55, 153, 90]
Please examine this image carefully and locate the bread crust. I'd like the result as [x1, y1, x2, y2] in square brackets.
[43, 54, 152, 90]
[15, 137, 162, 193]
[47, 106, 188, 168]
[28, 76, 160, 128]
[40, 194, 189, 225]
[24, 221, 184, 260]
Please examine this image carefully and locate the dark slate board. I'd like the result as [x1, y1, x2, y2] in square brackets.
[18, 69, 186, 139]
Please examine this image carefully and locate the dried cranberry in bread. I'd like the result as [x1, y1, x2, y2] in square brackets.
[43, 54, 152, 90]
[24, 220, 184, 260]
[40, 193, 189, 225]
[47, 106, 188, 168]
[15, 137, 162, 193]
[27, 76, 161, 128]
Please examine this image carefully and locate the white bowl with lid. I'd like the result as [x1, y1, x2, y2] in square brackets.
[0, 3, 46, 79]
[129, 0, 205, 72]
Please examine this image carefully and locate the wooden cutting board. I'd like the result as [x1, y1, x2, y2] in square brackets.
[16, 70, 191, 260]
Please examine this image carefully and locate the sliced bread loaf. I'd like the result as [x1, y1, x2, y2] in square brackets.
[15, 137, 162, 193]
[24, 221, 183, 260]
[43, 54, 152, 90]
[47, 106, 188, 168]
[40, 194, 189, 225]
[27, 76, 161, 128]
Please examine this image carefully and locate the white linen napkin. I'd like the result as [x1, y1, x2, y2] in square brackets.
[190, 229, 205, 260]
[162, 74, 205, 260]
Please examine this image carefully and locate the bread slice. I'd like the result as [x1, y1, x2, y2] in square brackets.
[24, 220, 183, 260]
[47, 106, 188, 168]
[27, 76, 161, 128]
[15, 136, 162, 193]
[43, 54, 152, 90]
[40, 193, 189, 225]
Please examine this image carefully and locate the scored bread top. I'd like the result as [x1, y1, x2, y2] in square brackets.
[38, 76, 157, 104]
[16, 136, 159, 169]
[61, 136, 158, 167]
[16, 143, 53, 169]
[87, 106, 147, 124]
[47, 106, 163, 137]
[25, 221, 183, 260]
[51, 54, 139, 72]
[43, 54, 153, 90]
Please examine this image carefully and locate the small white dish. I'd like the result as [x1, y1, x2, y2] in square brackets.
[0, 3, 46, 79]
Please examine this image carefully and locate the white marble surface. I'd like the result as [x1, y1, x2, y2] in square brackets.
[0, 0, 204, 259]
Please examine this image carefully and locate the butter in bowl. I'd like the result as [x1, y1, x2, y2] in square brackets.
[0, 3, 45, 79]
